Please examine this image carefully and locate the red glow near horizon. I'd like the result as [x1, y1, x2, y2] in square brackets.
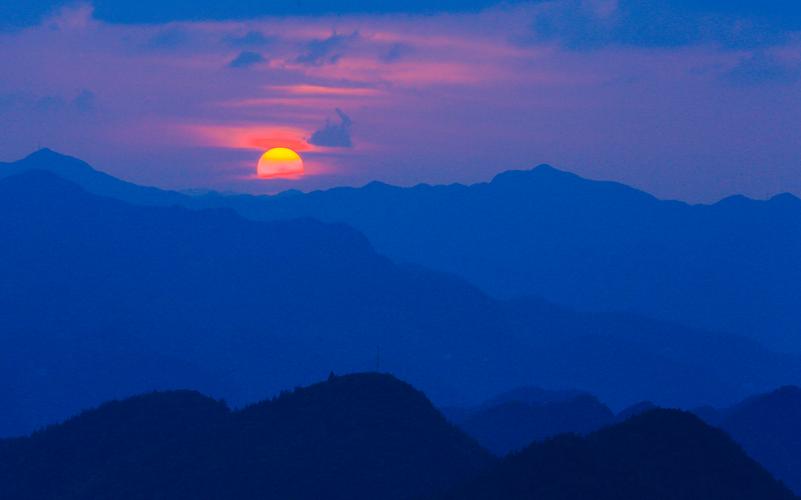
[188, 124, 313, 153]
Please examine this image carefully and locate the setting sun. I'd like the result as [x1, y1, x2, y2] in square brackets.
[257, 147, 304, 179]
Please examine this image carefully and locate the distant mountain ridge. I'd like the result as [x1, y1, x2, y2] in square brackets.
[449, 393, 615, 456]
[2, 168, 801, 436]
[4, 149, 800, 350]
[209, 161, 801, 350]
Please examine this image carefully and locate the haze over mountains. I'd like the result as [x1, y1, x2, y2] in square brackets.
[4, 164, 801, 436]
[443, 385, 801, 496]
[3, 148, 800, 498]
[213, 163, 801, 351]
[447, 393, 615, 456]
[0, 169, 526, 435]
[4, 148, 800, 351]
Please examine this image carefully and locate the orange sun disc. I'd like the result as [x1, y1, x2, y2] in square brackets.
[257, 147, 304, 179]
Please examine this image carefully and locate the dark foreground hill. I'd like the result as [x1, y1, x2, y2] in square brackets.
[0, 373, 491, 500]
[440, 410, 798, 500]
[2, 377, 796, 500]
[5, 149, 801, 350]
[450, 385, 801, 494]
[2, 169, 801, 435]
[697, 386, 801, 495]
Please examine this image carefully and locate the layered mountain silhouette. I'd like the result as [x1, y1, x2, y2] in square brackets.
[212, 164, 801, 351]
[449, 384, 801, 493]
[2, 168, 801, 436]
[2, 375, 796, 500]
[696, 386, 801, 495]
[0, 373, 492, 500]
[5, 149, 800, 350]
[3, 150, 800, 498]
[448, 393, 615, 456]
[440, 409, 798, 500]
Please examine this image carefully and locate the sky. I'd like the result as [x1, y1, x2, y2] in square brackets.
[0, 0, 800, 201]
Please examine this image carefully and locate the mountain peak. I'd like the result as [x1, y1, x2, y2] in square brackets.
[740, 385, 801, 407]
[240, 372, 432, 418]
[18, 148, 97, 174]
[26, 147, 60, 157]
[24, 147, 81, 163]
[46, 389, 229, 437]
[363, 180, 397, 191]
[769, 192, 801, 207]
[489, 164, 577, 185]
[532, 163, 560, 172]
[3, 148, 191, 207]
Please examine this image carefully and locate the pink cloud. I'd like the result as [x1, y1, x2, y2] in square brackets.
[1, 3, 801, 200]
[267, 84, 383, 96]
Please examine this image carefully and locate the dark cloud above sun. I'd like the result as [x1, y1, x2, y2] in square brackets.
[227, 50, 266, 69]
[309, 109, 353, 148]
[4, 1, 801, 49]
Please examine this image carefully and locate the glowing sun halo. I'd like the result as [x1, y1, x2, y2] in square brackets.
[257, 147, 304, 179]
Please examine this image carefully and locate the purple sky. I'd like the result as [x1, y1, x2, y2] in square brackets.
[1, 2, 800, 201]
